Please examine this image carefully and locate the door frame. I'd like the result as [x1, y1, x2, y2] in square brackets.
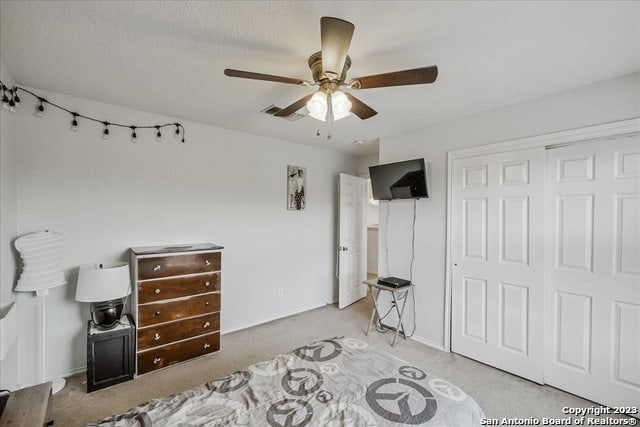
[444, 118, 640, 352]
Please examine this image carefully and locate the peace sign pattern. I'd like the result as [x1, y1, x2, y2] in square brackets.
[95, 337, 485, 426]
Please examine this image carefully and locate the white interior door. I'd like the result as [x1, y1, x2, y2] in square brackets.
[544, 134, 640, 407]
[338, 173, 367, 309]
[451, 147, 545, 382]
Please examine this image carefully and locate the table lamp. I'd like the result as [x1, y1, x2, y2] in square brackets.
[76, 262, 131, 330]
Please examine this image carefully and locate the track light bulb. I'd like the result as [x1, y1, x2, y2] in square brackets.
[174, 125, 180, 138]
[131, 128, 138, 143]
[71, 115, 78, 132]
[102, 124, 110, 140]
[37, 103, 44, 117]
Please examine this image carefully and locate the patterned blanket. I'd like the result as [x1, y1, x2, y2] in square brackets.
[92, 337, 485, 426]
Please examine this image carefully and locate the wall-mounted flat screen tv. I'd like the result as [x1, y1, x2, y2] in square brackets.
[369, 158, 428, 201]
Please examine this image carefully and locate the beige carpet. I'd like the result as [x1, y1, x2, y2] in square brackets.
[53, 298, 624, 426]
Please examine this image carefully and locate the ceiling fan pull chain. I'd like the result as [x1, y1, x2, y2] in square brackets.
[327, 92, 333, 140]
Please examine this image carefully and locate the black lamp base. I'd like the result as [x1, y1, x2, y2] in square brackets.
[90, 299, 124, 330]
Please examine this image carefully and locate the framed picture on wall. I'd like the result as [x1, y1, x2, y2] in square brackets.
[287, 165, 306, 210]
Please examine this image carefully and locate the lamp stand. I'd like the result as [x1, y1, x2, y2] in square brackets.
[38, 292, 66, 394]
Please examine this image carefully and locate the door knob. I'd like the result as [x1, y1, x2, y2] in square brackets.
[205, 259, 211, 266]
[154, 333, 161, 340]
[203, 321, 210, 328]
[153, 265, 161, 272]
[153, 357, 161, 364]
[203, 343, 211, 349]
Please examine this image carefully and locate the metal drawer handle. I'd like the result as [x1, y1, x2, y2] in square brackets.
[154, 288, 161, 294]
[153, 265, 161, 272]
[155, 311, 161, 316]
[203, 321, 210, 328]
[203, 343, 211, 349]
[205, 302, 210, 306]
[153, 357, 161, 364]
[154, 333, 161, 341]
[205, 259, 211, 266]
[204, 281, 210, 287]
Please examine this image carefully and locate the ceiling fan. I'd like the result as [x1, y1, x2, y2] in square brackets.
[224, 17, 438, 123]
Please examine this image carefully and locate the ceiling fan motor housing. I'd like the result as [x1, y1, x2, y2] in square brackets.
[308, 51, 351, 83]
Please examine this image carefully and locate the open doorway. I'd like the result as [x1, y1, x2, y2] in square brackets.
[356, 151, 380, 280]
[366, 178, 379, 280]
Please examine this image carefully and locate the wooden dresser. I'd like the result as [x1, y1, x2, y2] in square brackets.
[130, 243, 223, 375]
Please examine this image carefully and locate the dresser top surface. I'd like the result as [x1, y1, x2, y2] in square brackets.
[130, 243, 224, 255]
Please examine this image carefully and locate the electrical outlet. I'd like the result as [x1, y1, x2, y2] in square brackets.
[278, 288, 284, 298]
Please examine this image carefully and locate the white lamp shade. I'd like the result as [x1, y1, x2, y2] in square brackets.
[75, 262, 131, 302]
[14, 230, 67, 294]
[306, 91, 328, 121]
[331, 90, 352, 121]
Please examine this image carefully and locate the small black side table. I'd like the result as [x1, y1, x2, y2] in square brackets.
[86, 314, 135, 393]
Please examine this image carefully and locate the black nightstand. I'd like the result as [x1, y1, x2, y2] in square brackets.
[86, 314, 135, 393]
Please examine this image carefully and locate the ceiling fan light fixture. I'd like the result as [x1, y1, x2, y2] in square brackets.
[331, 90, 352, 121]
[306, 91, 328, 121]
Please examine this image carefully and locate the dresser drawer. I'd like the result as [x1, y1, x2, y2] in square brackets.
[138, 293, 220, 327]
[138, 273, 221, 304]
[138, 252, 221, 280]
[137, 313, 220, 351]
[137, 332, 220, 375]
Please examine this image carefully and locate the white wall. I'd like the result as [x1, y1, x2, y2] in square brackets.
[0, 59, 19, 390]
[356, 153, 380, 177]
[356, 153, 380, 227]
[378, 71, 640, 350]
[13, 88, 357, 385]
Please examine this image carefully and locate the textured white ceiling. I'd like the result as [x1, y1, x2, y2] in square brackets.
[1, 1, 638, 155]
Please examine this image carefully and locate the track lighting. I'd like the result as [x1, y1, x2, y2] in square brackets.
[130, 126, 138, 143]
[102, 122, 110, 140]
[155, 126, 162, 142]
[71, 114, 78, 132]
[174, 124, 180, 138]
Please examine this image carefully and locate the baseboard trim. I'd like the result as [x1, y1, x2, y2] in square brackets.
[43, 301, 341, 381]
[46, 366, 86, 382]
[221, 302, 333, 335]
[410, 334, 447, 352]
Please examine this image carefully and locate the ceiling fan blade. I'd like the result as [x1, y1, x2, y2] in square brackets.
[349, 66, 438, 89]
[224, 69, 308, 86]
[321, 17, 355, 79]
[345, 93, 377, 120]
[274, 94, 313, 117]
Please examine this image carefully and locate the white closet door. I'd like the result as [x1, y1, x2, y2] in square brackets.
[451, 147, 545, 382]
[545, 134, 640, 407]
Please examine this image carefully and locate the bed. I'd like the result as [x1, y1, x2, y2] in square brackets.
[92, 337, 485, 426]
